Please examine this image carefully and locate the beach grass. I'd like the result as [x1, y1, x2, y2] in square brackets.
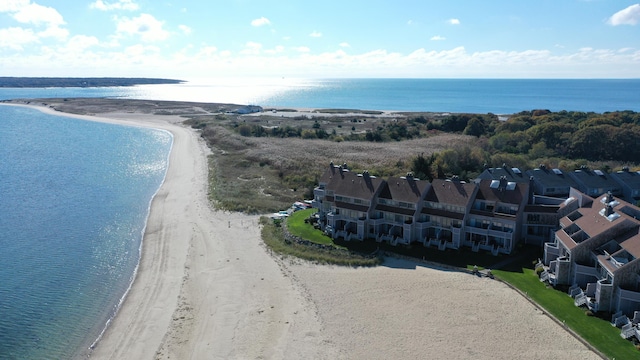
[494, 268, 639, 359]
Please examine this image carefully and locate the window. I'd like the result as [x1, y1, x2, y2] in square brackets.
[527, 214, 541, 222]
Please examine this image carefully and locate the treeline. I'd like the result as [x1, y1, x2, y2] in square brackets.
[405, 110, 640, 164]
[487, 110, 640, 162]
[407, 110, 640, 181]
[0, 77, 183, 87]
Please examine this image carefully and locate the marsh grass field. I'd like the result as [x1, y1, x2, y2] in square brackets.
[196, 117, 472, 213]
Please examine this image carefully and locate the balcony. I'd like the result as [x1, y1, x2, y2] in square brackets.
[544, 242, 560, 264]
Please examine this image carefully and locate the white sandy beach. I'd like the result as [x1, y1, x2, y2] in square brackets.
[10, 103, 603, 359]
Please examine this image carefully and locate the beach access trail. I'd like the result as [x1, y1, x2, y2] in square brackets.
[10, 102, 602, 360]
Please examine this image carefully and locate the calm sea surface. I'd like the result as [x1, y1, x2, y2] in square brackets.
[0, 105, 171, 359]
[1, 78, 639, 113]
[0, 78, 638, 358]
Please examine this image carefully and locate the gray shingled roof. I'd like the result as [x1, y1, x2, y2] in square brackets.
[569, 168, 621, 191]
[424, 179, 476, 207]
[527, 166, 579, 190]
[475, 179, 528, 205]
[326, 169, 384, 200]
[378, 176, 429, 203]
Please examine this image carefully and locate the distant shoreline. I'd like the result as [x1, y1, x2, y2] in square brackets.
[0, 77, 185, 88]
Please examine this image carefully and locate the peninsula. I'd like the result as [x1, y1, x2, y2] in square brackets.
[0, 77, 184, 88]
[0, 98, 605, 359]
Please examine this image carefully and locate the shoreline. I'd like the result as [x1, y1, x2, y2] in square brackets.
[2, 100, 604, 359]
[4, 102, 336, 359]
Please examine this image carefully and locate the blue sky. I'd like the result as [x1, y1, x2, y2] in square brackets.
[1, 0, 640, 79]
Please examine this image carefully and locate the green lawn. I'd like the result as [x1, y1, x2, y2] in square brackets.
[262, 210, 380, 266]
[286, 208, 336, 246]
[494, 268, 639, 359]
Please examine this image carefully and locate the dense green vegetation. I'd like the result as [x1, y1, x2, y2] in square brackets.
[414, 110, 640, 181]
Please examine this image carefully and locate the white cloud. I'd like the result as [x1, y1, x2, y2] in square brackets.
[90, 0, 139, 11]
[241, 41, 262, 54]
[179, 24, 192, 35]
[197, 46, 218, 57]
[309, 31, 322, 37]
[0, 0, 30, 13]
[430, 35, 446, 41]
[0, 27, 38, 49]
[448, 18, 460, 25]
[116, 13, 169, 42]
[296, 46, 310, 52]
[265, 45, 285, 55]
[251, 17, 271, 27]
[0, 2, 68, 41]
[608, 4, 640, 26]
[37, 24, 68, 40]
[63, 35, 100, 52]
[12, 2, 65, 27]
[339, 42, 350, 48]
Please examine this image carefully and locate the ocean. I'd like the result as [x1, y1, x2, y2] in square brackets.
[0, 78, 638, 359]
[0, 105, 172, 359]
[2, 78, 639, 113]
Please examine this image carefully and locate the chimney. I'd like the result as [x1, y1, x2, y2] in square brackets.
[528, 176, 535, 204]
[605, 204, 614, 217]
[606, 191, 613, 204]
[499, 176, 507, 192]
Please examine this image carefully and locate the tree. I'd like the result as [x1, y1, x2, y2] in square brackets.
[463, 118, 485, 137]
[411, 153, 435, 181]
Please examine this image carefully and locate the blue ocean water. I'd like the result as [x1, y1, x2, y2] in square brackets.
[1, 78, 638, 113]
[0, 78, 638, 358]
[0, 105, 171, 359]
[259, 78, 640, 113]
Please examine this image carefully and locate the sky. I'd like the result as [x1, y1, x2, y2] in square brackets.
[1, 0, 640, 79]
